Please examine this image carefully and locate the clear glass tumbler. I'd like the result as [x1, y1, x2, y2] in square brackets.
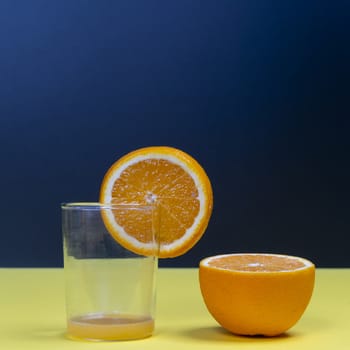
[61, 203, 158, 341]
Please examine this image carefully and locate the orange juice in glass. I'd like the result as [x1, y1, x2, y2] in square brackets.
[62, 203, 157, 341]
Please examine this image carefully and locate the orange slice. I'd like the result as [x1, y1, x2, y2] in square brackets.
[199, 253, 315, 336]
[99, 146, 213, 258]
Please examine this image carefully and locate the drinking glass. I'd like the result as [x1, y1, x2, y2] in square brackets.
[61, 202, 158, 341]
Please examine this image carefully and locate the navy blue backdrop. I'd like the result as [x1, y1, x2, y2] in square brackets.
[1, 1, 349, 267]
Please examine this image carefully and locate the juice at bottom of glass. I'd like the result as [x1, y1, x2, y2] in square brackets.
[67, 313, 154, 341]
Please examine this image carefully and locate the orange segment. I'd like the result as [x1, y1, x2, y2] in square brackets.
[99, 146, 213, 258]
[199, 253, 315, 336]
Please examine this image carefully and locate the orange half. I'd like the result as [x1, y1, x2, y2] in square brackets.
[99, 146, 213, 258]
[199, 253, 315, 336]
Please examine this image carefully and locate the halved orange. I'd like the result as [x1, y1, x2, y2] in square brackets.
[199, 253, 315, 336]
[99, 146, 213, 258]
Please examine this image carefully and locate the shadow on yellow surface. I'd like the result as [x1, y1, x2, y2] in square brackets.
[180, 326, 299, 343]
[24, 327, 66, 341]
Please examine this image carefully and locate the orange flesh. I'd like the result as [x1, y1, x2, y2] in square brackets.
[107, 159, 201, 245]
[208, 254, 306, 272]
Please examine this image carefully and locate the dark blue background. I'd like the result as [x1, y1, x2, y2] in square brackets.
[1, 1, 349, 267]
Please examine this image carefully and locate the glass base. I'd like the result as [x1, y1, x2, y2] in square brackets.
[67, 313, 154, 341]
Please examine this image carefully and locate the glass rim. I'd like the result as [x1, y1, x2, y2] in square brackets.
[61, 202, 155, 211]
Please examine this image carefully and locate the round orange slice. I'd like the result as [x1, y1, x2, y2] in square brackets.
[99, 146, 213, 258]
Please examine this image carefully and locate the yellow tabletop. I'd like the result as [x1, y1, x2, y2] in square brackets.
[0, 268, 349, 349]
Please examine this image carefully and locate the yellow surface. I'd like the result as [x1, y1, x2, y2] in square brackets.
[0, 268, 349, 349]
